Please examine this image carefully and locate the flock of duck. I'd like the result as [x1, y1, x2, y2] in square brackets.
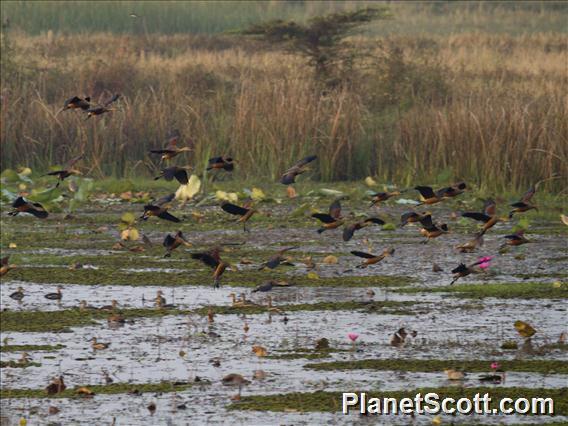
[0, 93, 551, 400]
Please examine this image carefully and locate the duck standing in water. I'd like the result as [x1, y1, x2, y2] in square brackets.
[390, 328, 408, 347]
[45, 375, 66, 395]
[100, 300, 119, 311]
[9, 287, 24, 301]
[44, 286, 63, 300]
[222, 373, 251, 401]
[155, 290, 175, 309]
[79, 300, 97, 311]
[91, 337, 110, 350]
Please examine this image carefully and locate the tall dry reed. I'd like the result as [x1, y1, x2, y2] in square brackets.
[1, 31, 566, 192]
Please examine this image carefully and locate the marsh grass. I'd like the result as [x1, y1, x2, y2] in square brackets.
[1, 4, 566, 192]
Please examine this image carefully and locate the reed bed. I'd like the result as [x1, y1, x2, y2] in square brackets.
[1, 29, 566, 191]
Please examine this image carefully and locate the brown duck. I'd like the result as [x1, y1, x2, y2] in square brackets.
[59, 96, 91, 113]
[163, 231, 191, 257]
[85, 94, 120, 119]
[8, 196, 49, 218]
[455, 234, 484, 253]
[418, 214, 449, 243]
[450, 257, 491, 285]
[312, 198, 344, 233]
[46, 376, 66, 395]
[280, 155, 317, 185]
[154, 167, 189, 185]
[1, 256, 16, 277]
[220, 201, 257, 232]
[351, 247, 395, 268]
[462, 199, 507, 235]
[343, 217, 385, 242]
[191, 247, 233, 288]
[369, 190, 405, 206]
[399, 211, 428, 227]
[149, 131, 192, 161]
[258, 247, 297, 270]
[414, 186, 445, 205]
[44, 154, 84, 187]
[509, 186, 538, 218]
[436, 182, 467, 198]
[141, 194, 180, 223]
[500, 230, 531, 249]
[207, 156, 235, 172]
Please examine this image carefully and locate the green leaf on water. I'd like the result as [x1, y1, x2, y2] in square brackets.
[0, 169, 21, 183]
[74, 178, 94, 202]
[28, 186, 62, 203]
[120, 212, 136, 226]
[290, 203, 312, 218]
[318, 188, 344, 196]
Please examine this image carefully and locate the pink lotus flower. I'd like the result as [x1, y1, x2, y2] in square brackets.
[478, 262, 491, 270]
[491, 361, 501, 370]
[348, 333, 359, 342]
[478, 256, 493, 264]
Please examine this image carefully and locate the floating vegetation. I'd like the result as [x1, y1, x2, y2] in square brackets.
[305, 359, 568, 374]
[1, 300, 417, 333]
[399, 282, 568, 299]
[0, 307, 189, 333]
[0, 381, 205, 399]
[197, 300, 416, 316]
[268, 347, 348, 360]
[2, 265, 414, 288]
[0, 344, 65, 353]
[0, 360, 41, 368]
[230, 387, 568, 414]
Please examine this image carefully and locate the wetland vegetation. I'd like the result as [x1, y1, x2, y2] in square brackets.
[1, 2, 567, 425]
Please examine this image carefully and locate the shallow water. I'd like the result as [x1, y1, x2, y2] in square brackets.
[1, 208, 567, 425]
